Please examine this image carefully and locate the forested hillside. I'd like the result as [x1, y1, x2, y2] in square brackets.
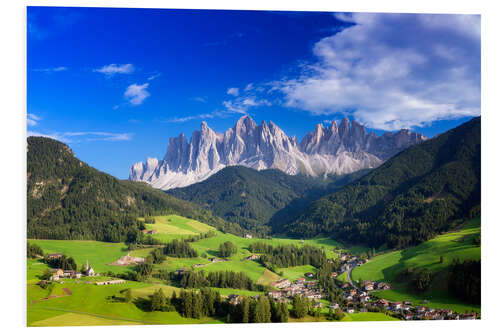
[167, 165, 368, 235]
[27, 137, 248, 241]
[285, 117, 481, 249]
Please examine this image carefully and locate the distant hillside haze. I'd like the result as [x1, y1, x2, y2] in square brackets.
[27, 137, 249, 241]
[167, 166, 369, 235]
[130, 115, 426, 190]
[284, 117, 481, 249]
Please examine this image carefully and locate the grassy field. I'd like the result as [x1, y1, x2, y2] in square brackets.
[146, 215, 216, 235]
[27, 279, 224, 326]
[342, 312, 399, 321]
[257, 269, 281, 286]
[130, 284, 183, 298]
[336, 272, 348, 283]
[144, 217, 353, 260]
[193, 258, 267, 282]
[140, 216, 350, 285]
[279, 265, 317, 282]
[31, 312, 141, 326]
[27, 239, 132, 274]
[351, 218, 481, 313]
[30, 213, 452, 326]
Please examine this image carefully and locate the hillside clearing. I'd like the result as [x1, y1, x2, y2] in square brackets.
[351, 218, 481, 313]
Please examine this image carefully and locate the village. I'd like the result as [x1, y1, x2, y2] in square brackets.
[40, 253, 126, 286]
[225, 251, 478, 321]
[38, 250, 478, 321]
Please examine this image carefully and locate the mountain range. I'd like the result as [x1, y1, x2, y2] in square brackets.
[27, 137, 248, 241]
[130, 116, 426, 190]
[27, 116, 480, 249]
[284, 117, 481, 248]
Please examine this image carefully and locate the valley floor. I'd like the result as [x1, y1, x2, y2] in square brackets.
[27, 214, 480, 326]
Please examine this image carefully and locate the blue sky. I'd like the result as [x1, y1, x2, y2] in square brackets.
[27, 7, 480, 179]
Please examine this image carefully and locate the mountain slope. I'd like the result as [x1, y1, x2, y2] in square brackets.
[284, 117, 481, 249]
[130, 115, 425, 190]
[27, 137, 248, 241]
[167, 166, 369, 234]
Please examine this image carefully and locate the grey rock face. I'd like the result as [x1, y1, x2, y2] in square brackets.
[130, 115, 426, 189]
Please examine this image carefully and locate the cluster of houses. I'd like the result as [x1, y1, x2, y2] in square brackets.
[47, 258, 96, 282]
[49, 268, 82, 281]
[363, 280, 391, 291]
[372, 299, 478, 320]
[268, 277, 323, 302]
[329, 259, 477, 320]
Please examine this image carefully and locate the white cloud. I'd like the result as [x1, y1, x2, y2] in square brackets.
[166, 111, 227, 123]
[27, 131, 132, 142]
[27, 131, 64, 141]
[227, 87, 239, 96]
[244, 83, 254, 92]
[274, 13, 480, 130]
[222, 95, 271, 115]
[27, 113, 41, 127]
[147, 73, 162, 81]
[193, 97, 207, 103]
[94, 63, 135, 76]
[124, 83, 150, 106]
[33, 66, 67, 72]
[63, 132, 132, 141]
[167, 92, 271, 123]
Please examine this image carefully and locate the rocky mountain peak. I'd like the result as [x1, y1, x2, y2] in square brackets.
[130, 116, 426, 190]
[339, 117, 351, 137]
[235, 115, 257, 136]
[330, 120, 338, 133]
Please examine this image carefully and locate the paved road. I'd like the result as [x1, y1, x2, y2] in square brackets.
[347, 264, 361, 291]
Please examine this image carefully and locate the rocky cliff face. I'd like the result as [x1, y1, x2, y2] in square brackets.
[130, 116, 426, 190]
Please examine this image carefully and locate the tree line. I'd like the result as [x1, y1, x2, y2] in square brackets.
[449, 259, 480, 304]
[248, 242, 327, 269]
[152, 289, 290, 323]
[163, 239, 198, 258]
[170, 270, 267, 292]
[44, 254, 77, 271]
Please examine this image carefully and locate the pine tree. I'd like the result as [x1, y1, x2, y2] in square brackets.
[280, 302, 289, 322]
[150, 289, 165, 311]
[124, 289, 133, 303]
[292, 295, 307, 318]
[241, 297, 250, 323]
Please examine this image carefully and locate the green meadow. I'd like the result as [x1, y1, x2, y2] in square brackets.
[144, 215, 216, 241]
[27, 239, 132, 274]
[279, 265, 317, 281]
[27, 214, 477, 326]
[342, 312, 399, 321]
[351, 218, 481, 313]
[27, 279, 224, 326]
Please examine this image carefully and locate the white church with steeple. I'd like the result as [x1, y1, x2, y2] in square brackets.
[85, 259, 95, 276]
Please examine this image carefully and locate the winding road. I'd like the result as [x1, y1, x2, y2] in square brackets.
[346, 263, 361, 291]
